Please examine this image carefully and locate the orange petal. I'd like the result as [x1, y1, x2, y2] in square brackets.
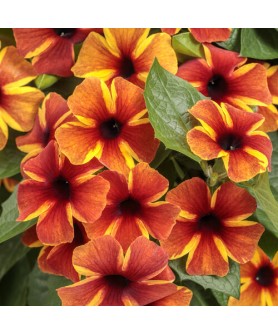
[212, 182, 256, 221]
[189, 28, 231, 43]
[0, 114, 8, 150]
[257, 104, 278, 132]
[267, 65, 278, 103]
[149, 286, 192, 306]
[21, 225, 42, 248]
[99, 170, 129, 204]
[161, 28, 181, 36]
[228, 281, 263, 306]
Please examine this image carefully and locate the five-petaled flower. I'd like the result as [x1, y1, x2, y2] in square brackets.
[0, 45, 44, 150]
[72, 28, 178, 88]
[57, 235, 192, 306]
[160, 177, 264, 277]
[177, 43, 272, 111]
[186, 100, 272, 182]
[55, 77, 159, 176]
[229, 247, 278, 306]
[84, 162, 180, 252]
[17, 140, 110, 245]
[13, 28, 102, 77]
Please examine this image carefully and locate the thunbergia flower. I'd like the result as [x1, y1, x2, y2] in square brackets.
[267, 65, 278, 104]
[186, 100, 272, 182]
[84, 162, 180, 252]
[72, 28, 178, 88]
[229, 247, 278, 306]
[188, 28, 231, 43]
[177, 43, 272, 111]
[160, 177, 264, 277]
[0, 45, 44, 150]
[57, 236, 192, 306]
[55, 77, 159, 175]
[17, 140, 110, 245]
[16, 92, 74, 158]
[13, 28, 102, 77]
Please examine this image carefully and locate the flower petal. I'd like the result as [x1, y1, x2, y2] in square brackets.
[189, 28, 231, 43]
[228, 281, 263, 306]
[0, 114, 8, 150]
[257, 104, 278, 133]
[212, 182, 257, 221]
[99, 170, 129, 204]
[73, 235, 124, 276]
[123, 236, 168, 281]
[149, 286, 193, 306]
[267, 65, 278, 103]
[220, 220, 264, 263]
[36, 201, 73, 245]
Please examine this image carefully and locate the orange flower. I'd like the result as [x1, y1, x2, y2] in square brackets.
[0, 46, 44, 150]
[17, 141, 109, 245]
[229, 247, 278, 306]
[72, 28, 177, 88]
[161, 28, 181, 36]
[55, 77, 159, 175]
[160, 177, 264, 277]
[189, 28, 232, 43]
[186, 100, 272, 182]
[13, 28, 102, 77]
[84, 163, 180, 252]
[57, 236, 192, 306]
[0, 177, 19, 192]
[177, 43, 272, 111]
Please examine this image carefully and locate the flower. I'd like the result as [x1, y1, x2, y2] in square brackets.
[160, 177, 264, 277]
[17, 140, 110, 245]
[161, 28, 181, 36]
[57, 235, 192, 306]
[229, 247, 278, 306]
[0, 177, 19, 192]
[13, 28, 102, 77]
[177, 43, 272, 111]
[189, 28, 232, 43]
[16, 92, 74, 158]
[267, 65, 278, 104]
[0, 45, 44, 150]
[84, 162, 180, 252]
[55, 77, 159, 175]
[186, 100, 272, 182]
[72, 28, 177, 88]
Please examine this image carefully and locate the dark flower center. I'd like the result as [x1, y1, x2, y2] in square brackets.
[255, 265, 275, 287]
[52, 176, 71, 200]
[119, 197, 141, 216]
[120, 56, 135, 79]
[53, 28, 76, 38]
[218, 133, 243, 151]
[207, 74, 227, 100]
[197, 213, 222, 233]
[42, 128, 51, 146]
[73, 221, 86, 245]
[104, 275, 130, 289]
[100, 118, 122, 139]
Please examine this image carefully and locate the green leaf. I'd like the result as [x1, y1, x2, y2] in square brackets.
[0, 138, 25, 179]
[144, 59, 205, 163]
[258, 229, 278, 259]
[35, 74, 59, 90]
[172, 32, 204, 58]
[211, 290, 229, 306]
[269, 132, 278, 201]
[217, 28, 241, 53]
[169, 256, 240, 298]
[248, 172, 278, 238]
[240, 28, 278, 59]
[0, 234, 30, 280]
[27, 264, 71, 306]
[0, 187, 37, 244]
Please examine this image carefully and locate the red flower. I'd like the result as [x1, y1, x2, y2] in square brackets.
[55, 77, 159, 175]
[160, 177, 264, 276]
[13, 28, 102, 77]
[57, 236, 192, 306]
[229, 247, 278, 306]
[189, 28, 232, 43]
[177, 43, 272, 111]
[84, 162, 180, 252]
[17, 141, 109, 245]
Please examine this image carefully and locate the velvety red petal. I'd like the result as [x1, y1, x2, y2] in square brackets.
[36, 201, 73, 245]
[38, 246, 53, 273]
[212, 182, 257, 221]
[123, 236, 168, 281]
[189, 28, 231, 43]
[21, 225, 41, 247]
[152, 265, 175, 281]
[149, 286, 193, 306]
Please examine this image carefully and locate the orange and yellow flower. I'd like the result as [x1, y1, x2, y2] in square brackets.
[55, 77, 159, 175]
[229, 247, 278, 306]
[177, 43, 272, 111]
[0, 45, 44, 150]
[16, 92, 74, 158]
[189, 28, 232, 43]
[84, 163, 180, 252]
[72, 28, 178, 88]
[186, 100, 272, 182]
[57, 235, 192, 306]
[17, 140, 109, 245]
[13, 28, 102, 77]
[0, 177, 19, 192]
[160, 177, 264, 277]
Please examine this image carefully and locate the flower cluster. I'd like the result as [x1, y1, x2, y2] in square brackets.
[0, 28, 277, 306]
